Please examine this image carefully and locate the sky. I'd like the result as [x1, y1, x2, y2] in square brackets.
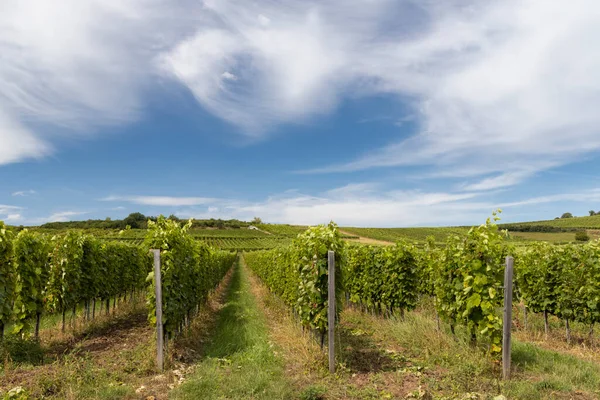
[2, 0, 600, 227]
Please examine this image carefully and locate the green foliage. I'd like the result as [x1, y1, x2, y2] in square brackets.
[12, 231, 51, 335]
[144, 216, 235, 336]
[575, 231, 590, 241]
[123, 212, 147, 229]
[516, 241, 600, 326]
[561, 213, 574, 219]
[245, 222, 344, 335]
[46, 232, 84, 313]
[434, 211, 510, 356]
[294, 223, 345, 334]
[515, 242, 560, 317]
[0, 221, 16, 330]
[344, 241, 419, 315]
[417, 236, 439, 296]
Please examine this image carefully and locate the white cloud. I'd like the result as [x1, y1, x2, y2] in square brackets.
[12, 189, 37, 197]
[101, 195, 217, 207]
[0, 205, 23, 224]
[221, 71, 238, 81]
[47, 211, 88, 222]
[5, 214, 22, 222]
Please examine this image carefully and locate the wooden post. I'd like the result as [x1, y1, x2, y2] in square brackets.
[151, 249, 164, 372]
[503, 256, 514, 380]
[327, 250, 336, 374]
[35, 312, 41, 340]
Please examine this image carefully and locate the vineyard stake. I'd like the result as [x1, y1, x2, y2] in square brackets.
[151, 249, 164, 372]
[503, 256, 514, 380]
[328, 250, 336, 374]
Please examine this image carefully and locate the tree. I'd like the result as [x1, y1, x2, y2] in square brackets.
[252, 217, 262, 224]
[590, 211, 596, 216]
[561, 212, 574, 219]
[123, 212, 146, 229]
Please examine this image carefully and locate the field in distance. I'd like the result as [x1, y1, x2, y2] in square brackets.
[24, 213, 600, 251]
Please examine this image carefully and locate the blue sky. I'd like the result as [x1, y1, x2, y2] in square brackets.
[2, 0, 600, 227]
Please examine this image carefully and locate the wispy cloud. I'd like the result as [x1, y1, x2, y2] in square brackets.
[2, 0, 600, 197]
[0, 0, 201, 165]
[12, 189, 37, 197]
[101, 195, 218, 207]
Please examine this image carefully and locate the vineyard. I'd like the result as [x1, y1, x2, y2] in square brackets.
[3, 216, 600, 399]
[340, 226, 471, 243]
[500, 214, 600, 229]
[0, 217, 235, 346]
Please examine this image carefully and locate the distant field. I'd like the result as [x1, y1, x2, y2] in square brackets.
[255, 223, 308, 236]
[508, 231, 600, 242]
[100, 235, 292, 251]
[29, 218, 600, 247]
[340, 227, 471, 243]
[189, 228, 268, 237]
[501, 215, 600, 229]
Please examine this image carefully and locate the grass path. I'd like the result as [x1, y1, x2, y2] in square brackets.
[171, 257, 293, 399]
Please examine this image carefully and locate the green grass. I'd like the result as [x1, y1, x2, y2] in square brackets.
[341, 305, 600, 399]
[507, 342, 600, 398]
[171, 258, 293, 400]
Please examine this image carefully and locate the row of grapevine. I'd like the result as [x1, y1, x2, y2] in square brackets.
[244, 222, 344, 337]
[515, 241, 600, 339]
[344, 242, 420, 316]
[246, 213, 511, 357]
[144, 216, 236, 338]
[0, 222, 149, 338]
[343, 213, 510, 356]
[0, 217, 237, 341]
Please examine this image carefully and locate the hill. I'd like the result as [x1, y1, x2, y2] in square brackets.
[500, 214, 600, 231]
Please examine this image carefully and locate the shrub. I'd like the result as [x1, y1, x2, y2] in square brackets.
[575, 231, 590, 241]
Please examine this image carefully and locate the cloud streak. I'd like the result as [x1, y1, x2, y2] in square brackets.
[12, 189, 37, 197]
[101, 195, 218, 207]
